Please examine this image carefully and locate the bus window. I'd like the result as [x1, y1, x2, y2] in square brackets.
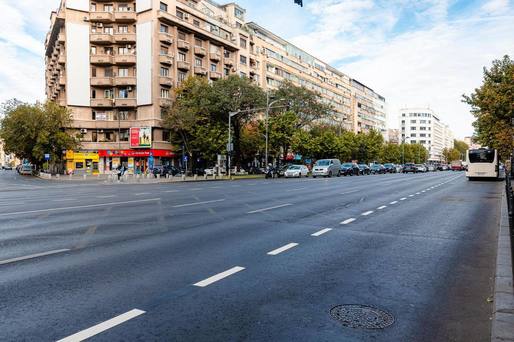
[468, 149, 495, 163]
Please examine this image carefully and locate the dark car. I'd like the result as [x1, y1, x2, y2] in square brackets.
[383, 163, 397, 173]
[402, 163, 417, 173]
[340, 162, 360, 176]
[370, 164, 386, 174]
[277, 164, 291, 178]
[2, 165, 13, 170]
[153, 165, 181, 177]
[248, 166, 265, 175]
[358, 164, 371, 175]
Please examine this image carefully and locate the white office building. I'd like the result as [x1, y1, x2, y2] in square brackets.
[399, 108, 454, 162]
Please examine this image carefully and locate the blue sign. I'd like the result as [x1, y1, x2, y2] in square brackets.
[183, 155, 188, 162]
[305, 158, 312, 164]
[44, 153, 50, 161]
[148, 155, 154, 169]
[294, 153, 302, 161]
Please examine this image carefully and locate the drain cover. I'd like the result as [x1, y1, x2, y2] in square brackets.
[330, 304, 394, 329]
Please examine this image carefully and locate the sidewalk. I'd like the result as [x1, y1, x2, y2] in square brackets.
[491, 191, 514, 342]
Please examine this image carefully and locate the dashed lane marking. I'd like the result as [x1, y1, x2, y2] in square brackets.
[361, 210, 374, 216]
[311, 228, 332, 236]
[267, 243, 299, 255]
[193, 266, 245, 287]
[341, 218, 356, 225]
[0, 249, 70, 266]
[377, 205, 387, 210]
[247, 203, 292, 214]
[400, 197, 407, 201]
[173, 199, 225, 208]
[390, 201, 398, 205]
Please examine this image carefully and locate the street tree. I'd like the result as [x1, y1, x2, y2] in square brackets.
[463, 55, 514, 159]
[453, 139, 469, 156]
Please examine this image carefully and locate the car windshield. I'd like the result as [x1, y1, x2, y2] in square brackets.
[384, 163, 393, 167]
[342, 163, 352, 167]
[316, 160, 330, 166]
[371, 165, 380, 168]
[358, 164, 367, 168]
[288, 166, 301, 170]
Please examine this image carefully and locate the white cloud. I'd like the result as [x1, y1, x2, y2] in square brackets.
[481, 0, 510, 14]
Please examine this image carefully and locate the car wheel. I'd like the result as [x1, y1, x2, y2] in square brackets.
[313, 176, 316, 178]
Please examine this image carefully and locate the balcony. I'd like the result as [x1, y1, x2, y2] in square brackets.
[159, 98, 172, 107]
[159, 77, 173, 87]
[114, 54, 136, 65]
[114, 33, 136, 43]
[159, 32, 173, 44]
[90, 12, 114, 22]
[90, 33, 114, 44]
[114, 77, 136, 86]
[194, 66, 207, 75]
[115, 98, 137, 107]
[209, 53, 221, 61]
[58, 55, 66, 64]
[91, 77, 114, 86]
[91, 55, 114, 65]
[91, 98, 114, 107]
[159, 54, 174, 65]
[177, 40, 190, 50]
[177, 61, 190, 70]
[114, 11, 136, 22]
[224, 58, 234, 66]
[209, 71, 222, 80]
[194, 46, 206, 56]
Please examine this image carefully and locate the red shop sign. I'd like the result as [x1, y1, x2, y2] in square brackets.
[130, 127, 140, 147]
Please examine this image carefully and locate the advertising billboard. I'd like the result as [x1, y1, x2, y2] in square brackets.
[130, 127, 152, 148]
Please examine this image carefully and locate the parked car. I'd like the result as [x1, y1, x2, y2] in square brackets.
[1, 165, 13, 170]
[383, 163, 398, 173]
[19, 164, 33, 175]
[415, 164, 428, 173]
[312, 159, 341, 178]
[370, 164, 386, 174]
[358, 164, 371, 175]
[276, 164, 291, 178]
[153, 165, 181, 177]
[402, 163, 418, 173]
[284, 165, 309, 178]
[427, 164, 436, 172]
[340, 162, 360, 176]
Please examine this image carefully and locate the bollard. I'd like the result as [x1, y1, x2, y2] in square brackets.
[157, 174, 161, 180]
[83, 174, 87, 180]
[213, 174, 217, 180]
[204, 174, 207, 180]
[56, 174, 60, 179]
[69, 174, 72, 180]
[181, 174, 186, 181]
[194, 174, 198, 181]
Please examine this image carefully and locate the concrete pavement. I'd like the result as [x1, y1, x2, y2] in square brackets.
[0, 170, 502, 341]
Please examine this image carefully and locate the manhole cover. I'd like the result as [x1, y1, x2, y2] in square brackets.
[330, 304, 394, 329]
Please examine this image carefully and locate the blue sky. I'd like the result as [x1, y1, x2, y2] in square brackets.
[1, 0, 513, 138]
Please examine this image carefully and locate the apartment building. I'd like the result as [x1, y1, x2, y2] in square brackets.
[45, 0, 387, 174]
[399, 108, 455, 162]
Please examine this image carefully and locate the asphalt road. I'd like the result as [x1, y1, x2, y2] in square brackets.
[0, 170, 502, 341]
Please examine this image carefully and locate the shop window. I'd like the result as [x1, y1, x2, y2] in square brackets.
[163, 129, 171, 142]
[75, 162, 84, 169]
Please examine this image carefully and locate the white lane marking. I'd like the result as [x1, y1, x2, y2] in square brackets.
[53, 198, 76, 202]
[173, 199, 225, 208]
[340, 218, 356, 225]
[416, 192, 421, 195]
[247, 203, 292, 214]
[0, 198, 161, 217]
[377, 205, 387, 210]
[390, 201, 398, 204]
[164, 190, 178, 193]
[421, 190, 426, 193]
[400, 197, 407, 201]
[0, 249, 70, 266]
[409, 194, 414, 197]
[286, 187, 307, 192]
[97, 195, 115, 198]
[56, 309, 146, 342]
[191, 188, 202, 191]
[135, 192, 150, 196]
[361, 210, 374, 216]
[193, 266, 245, 287]
[339, 189, 359, 195]
[267, 243, 299, 255]
[311, 228, 332, 236]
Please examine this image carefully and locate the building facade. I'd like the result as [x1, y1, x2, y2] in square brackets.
[45, 0, 387, 174]
[399, 108, 454, 162]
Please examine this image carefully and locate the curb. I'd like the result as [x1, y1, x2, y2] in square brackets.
[491, 191, 514, 342]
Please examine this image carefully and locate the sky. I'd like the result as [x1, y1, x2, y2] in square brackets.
[1, 0, 513, 139]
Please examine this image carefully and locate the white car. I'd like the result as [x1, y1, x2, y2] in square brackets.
[284, 165, 309, 178]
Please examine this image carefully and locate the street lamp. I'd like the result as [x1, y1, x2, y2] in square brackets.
[265, 91, 286, 167]
[402, 136, 411, 165]
[227, 111, 240, 177]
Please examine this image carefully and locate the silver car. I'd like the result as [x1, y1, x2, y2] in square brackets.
[284, 165, 309, 178]
[312, 159, 341, 178]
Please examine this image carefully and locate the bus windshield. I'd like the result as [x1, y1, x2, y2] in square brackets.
[468, 149, 495, 163]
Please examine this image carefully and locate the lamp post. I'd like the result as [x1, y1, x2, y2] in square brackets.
[227, 111, 239, 177]
[402, 136, 411, 165]
[265, 91, 286, 167]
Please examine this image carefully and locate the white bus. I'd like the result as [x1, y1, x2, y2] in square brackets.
[466, 148, 499, 180]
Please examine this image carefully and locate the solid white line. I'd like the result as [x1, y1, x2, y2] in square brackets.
[172, 199, 225, 208]
[400, 197, 407, 201]
[0, 198, 161, 217]
[267, 243, 299, 255]
[193, 266, 245, 287]
[377, 205, 387, 210]
[340, 218, 356, 225]
[97, 195, 115, 198]
[0, 249, 70, 266]
[339, 189, 359, 195]
[247, 203, 292, 214]
[286, 187, 307, 192]
[56, 309, 146, 342]
[311, 228, 332, 236]
[53, 198, 76, 202]
[164, 190, 178, 193]
[135, 192, 150, 196]
[361, 210, 374, 216]
[390, 201, 398, 204]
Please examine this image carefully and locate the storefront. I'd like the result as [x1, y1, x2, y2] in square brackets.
[65, 151, 100, 175]
[97, 149, 176, 174]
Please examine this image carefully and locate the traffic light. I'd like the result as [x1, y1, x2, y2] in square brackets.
[294, 0, 303, 7]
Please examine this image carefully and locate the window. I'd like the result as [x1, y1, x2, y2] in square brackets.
[163, 129, 171, 142]
[104, 131, 114, 142]
[104, 27, 114, 34]
[118, 47, 128, 55]
[239, 55, 247, 65]
[118, 68, 128, 77]
[240, 37, 247, 49]
[178, 52, 186, 61]
[195, 57, 202, 66]
[117, 111, 129, 120]
[469, 149, 495, 163]
[402, 113, 405, 117]
[91, 89, 97, 98]
[160, 67, 169, 77]
[410, 120, 416, 123]
[160, 24, 168, 33]
[420, 140, 426, 144]
[103, 4, 113, 12]
[104, 67, 113, 77]
[240, 71, 247, 78]
[410, 126, 416, 130]
[90, 3, 96, 11]
[118, 3, 129, 11]
[195, 38, 202, 47]
[104, 47, 113, 55]
[91, 46, 97, 54]
[224, 67, 230, 76]
[234, 7, 244, 19]
[178, 31, 186, 40]
[401, 120, 405, 124]
[118, 25, 128, 33]
[119, 129, 129, 141]
[210, 63, 217, 72]
[104, 89, 114, 99]
[420, 133, 426, 137]
[420, 127, 426, 130]
[420, 120, 426, 124]
[118, 88, 129, 98]
[176, 10, 184, 19]
[160, 2, 168, 12]
[193, 19, 200, 27]
[161, 88, 170, 98]
[224, 50, 230, 58]
[91, 67, 97, 78]
[92, 131, 98, 142]
[160, 46, 168, 55]
[178, 71, 187, 83]
[411, 133, 416, 137]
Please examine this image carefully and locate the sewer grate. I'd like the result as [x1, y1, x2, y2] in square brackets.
[330, 304, 394, 329]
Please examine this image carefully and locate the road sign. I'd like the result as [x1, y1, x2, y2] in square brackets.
[44, 153, 50, 161]
[183, 155, 188, 162]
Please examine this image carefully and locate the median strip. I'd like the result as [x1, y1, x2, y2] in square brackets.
[247, 203, 292, 214]
[56, 309, 145, 342]
[267, 243, 299, 255]
[172, 199, 225, 208]
[0, 249, 70, 266]
[340, 218, 356, 225]
[311, 228, 332, 236]
[193, 266, 245, 287]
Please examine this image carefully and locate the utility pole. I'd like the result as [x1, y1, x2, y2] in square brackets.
[265, 91, 269, 167]
[227, 111, 238, 177]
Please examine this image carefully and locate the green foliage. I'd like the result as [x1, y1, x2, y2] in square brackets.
[463, 55, 514, 159]
[442, 147, 462, 162]
[453, 139, 469, 155]
[0, 100, 78, 167]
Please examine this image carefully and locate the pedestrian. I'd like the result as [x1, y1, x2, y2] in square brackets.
[116, 164, 122, 181]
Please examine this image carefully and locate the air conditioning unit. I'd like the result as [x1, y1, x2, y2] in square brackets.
[97, 23, 103, 28]
[127, 86, 133, 91]
[184, 14, 190, 19]
[98, 129, 104, 133]
[80, 128, 87, 134]
[127, 45, 132, 49]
